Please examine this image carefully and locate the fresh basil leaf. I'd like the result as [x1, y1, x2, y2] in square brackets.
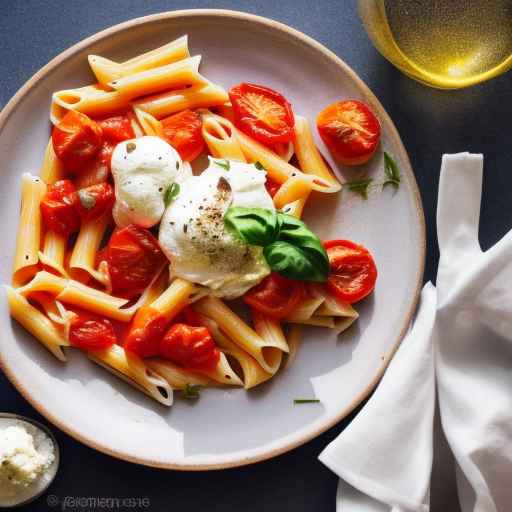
[163, 182, 180, 207]
[264, 240, 328, 282]
[383, 151, 401, 189]
[224, 207, 279, 246]
[345, 178, 373, 199]
[214, 159, 230, 171]
[276, 214, 329, 280]
[254, 161, 265, 170]
[182, 383, 201, 399]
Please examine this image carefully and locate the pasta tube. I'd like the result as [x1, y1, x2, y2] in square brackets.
[200, 110, 246, 161]
[13, 174, 47, 287]
[39, 138, 64, 184]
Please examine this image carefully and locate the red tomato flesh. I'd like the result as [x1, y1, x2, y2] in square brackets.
[106, 225, 167, 297]
[69, 312, 117, 351]
[75, 182, 114, 223]
[52, 111, 103, 169]
[161, 109, 205, 162]
[75, 141, 115, 188]
[265, 177, 281, 198]
[124, 306, 168, 358]
[160, 324, 220, 370]
[229, 83, 295, 146]
[40, 179, 81, 237]
[317, 100, 380, 166]
[324, 240, 377, 303]
[243, 272, 304, 320]
[98, 114, 135, 143]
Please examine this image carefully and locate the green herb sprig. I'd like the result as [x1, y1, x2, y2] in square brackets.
[293, 399, 321, 404]
[383, 151, 401, 189]
[182, 384, 202, 399]
[214, 159, 231, 171]
[163, 182, 180, 207]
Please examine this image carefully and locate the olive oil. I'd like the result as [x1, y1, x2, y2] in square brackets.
[358, 0, 512, 89]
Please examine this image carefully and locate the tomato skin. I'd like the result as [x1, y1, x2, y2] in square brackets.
[106, 225, 167, 297]
[75, 142, 115, 188]
[40, 180, 81, 236]
[69, 313, 117, 351]
[317, 100, 380, 166]
[52, 111, 103, 169]
[160, 324, 220, 370]
[98, 115, 135, 143]
[124, 306, 168, 358]
[75, 182, 114, 222]
[161, 109, 205, 162]
[265, 177, 281, 198]
[229, 83, 295, 146]
[243, 272, 304, 320]
[324, 240, 377, 303]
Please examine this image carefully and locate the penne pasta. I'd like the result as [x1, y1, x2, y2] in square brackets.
[69, 214, 111, 286]
[279, 193, 310, 219]
[5, 286, 69, 362]
[214, 102, 235, 123]
[51, 84, 128, 125]
[294, 114, 342, 188]
[194, 296, 288, 375]
[284, 296, 325, 323]
[133, 107, 164, 138]
[194, 352, 244, 386]
[107, 56, 205, 98]
[27, 292, 62, 321]
[132, 82, 229, 119]
[195, 312, 272, 389]
[150, 278, 197, 320]
[146, 358, 214, 390]
[39, 138, 64, 184]
[38, 231, 68, 278]
[12, 174, 47, 287]
[88, 344, 173, 406]
[272, 174, 314, 209]
[252, 311, 288, 375]
[89, 35, 190, 86]
[200, 110, 246, 161]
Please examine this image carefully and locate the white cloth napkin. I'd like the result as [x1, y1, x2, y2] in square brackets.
[319, 153, 512, 512]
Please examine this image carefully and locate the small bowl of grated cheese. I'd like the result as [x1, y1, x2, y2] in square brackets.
[0, 413, 59, 508]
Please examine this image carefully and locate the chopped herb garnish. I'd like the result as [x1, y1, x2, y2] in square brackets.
[78, 189, 96, 210]
[254, 161, 265, 170]
[215, 159, 231, 171]
[163, 182, 180, 207]
[293, 399, 321, 404]
[182, 384, 201, 399]
[383, 151, 401, 189]
[345, 178, 374, 200]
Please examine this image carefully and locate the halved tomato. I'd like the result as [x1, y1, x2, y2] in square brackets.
[324, 240, 377, 303]
[98, 114, 135, 143]
[243, 272, 304, 320]
[124, 306, 168, 358]
[75, 182, 114, 222]
[229, 83, 295, 146]
[52, 110, 103, 169]
[69, 312, 117, 351]
[161, 109, 204, 161]
[40, 179, 81, 236]
[317, 100, 380, 165]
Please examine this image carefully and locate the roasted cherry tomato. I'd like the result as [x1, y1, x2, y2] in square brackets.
[106, 225, 167, 297]
[229, 83, 295, 145]
[161, 109, 205, 161]
[324, 240, 377, 303]
[40, 179, 81, 236]
[75, 142, 116, 189]
[75, 182, 114, 222]
[69, 312, 117, 351]
[98, 114, 135, 143]
[160, 324, 220, 370]
[52, 111, 103, 169]
[265, 177, 281, 198]
[124, 306, 168, 358]
[173, 306, 203, 327]
[243, 272, 304, 320]
[317, 100, 380, 165]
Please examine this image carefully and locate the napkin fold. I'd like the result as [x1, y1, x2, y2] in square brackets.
[319, 153, 512, 511]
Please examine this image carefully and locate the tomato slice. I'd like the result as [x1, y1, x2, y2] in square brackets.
[75, 182, 114, 223]
[75, 141, 116, 188]
[40, 179, 81, 236]
[265, 176, 281, 198]
[243, 272, 304, 320]
[161, 109, 204, 162]
[160, 324, 220, 370]
[324, 240, 377, 303]
[98, 114, 135, 143]
[106, 225, 167, 297]
[69, 312, 117, 351]
[52, 111, 103, 169]
[124, 306, 168, 358]
[317, 100, 380, 165]
[229, 83, 295, 146]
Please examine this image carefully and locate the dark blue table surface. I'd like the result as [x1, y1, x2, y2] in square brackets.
[1, 1, 511, 511]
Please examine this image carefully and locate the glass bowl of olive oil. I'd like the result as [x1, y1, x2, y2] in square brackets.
[358, 0, 512, 89]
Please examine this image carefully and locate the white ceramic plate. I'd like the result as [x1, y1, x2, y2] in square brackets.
[0, 10, 425, 470]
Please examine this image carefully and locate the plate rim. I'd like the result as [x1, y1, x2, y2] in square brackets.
[0, 8, 426, 470]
